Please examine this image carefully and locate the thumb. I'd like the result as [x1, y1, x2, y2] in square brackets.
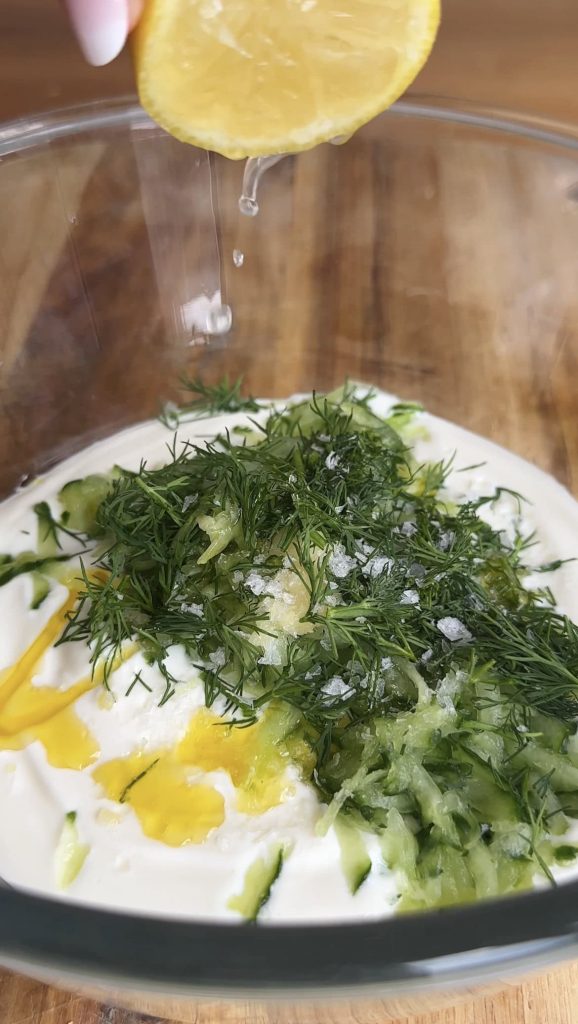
[64, 0, 136, 67]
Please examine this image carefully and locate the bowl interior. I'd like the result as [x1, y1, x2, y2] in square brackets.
[0, 101, 578, 994]
[0, 102, 577, 498]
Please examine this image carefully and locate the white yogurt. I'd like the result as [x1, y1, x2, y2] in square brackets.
[0, 393, 576, 920]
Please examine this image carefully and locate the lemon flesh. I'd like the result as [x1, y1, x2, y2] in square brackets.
[134, 0, 441, 159]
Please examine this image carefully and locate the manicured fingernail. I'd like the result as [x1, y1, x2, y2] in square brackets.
[66, 0, 129, 67]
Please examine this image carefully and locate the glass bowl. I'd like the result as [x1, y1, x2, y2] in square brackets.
[0, 98, 577, 1017]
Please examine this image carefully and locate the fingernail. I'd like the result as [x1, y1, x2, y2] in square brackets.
[66, 0, 129, 67]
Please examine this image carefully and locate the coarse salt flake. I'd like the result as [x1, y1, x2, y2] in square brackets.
[362, 555, 393, 578]
[208, 648, 226, 671]
[180, 602, 203, 617]
[436, 617, 473, 642]
[245, 572, 267, 595]
[329, 544, 358, 579]
[401, 521, 417, 537]
[321, 676, 354, 701]
[438, 531, 455, 552]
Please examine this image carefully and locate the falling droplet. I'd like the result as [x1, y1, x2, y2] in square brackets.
[239, 154, 286, 217]
[232, 249, 245, 268]
[238, 195, 259, 218]
[205, 304, 233, 335]
[329, 134, 353, 146]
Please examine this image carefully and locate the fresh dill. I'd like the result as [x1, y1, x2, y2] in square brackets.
[119, 759, 160, 804]
[27, 382, 578, 908]
[159, 376, 261, 428]
[125, 670, 153, 697]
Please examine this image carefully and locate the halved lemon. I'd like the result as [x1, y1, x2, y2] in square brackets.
[133, 0, 440, 159]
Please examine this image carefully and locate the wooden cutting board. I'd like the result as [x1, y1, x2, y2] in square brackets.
[1, 961, 577, 1024]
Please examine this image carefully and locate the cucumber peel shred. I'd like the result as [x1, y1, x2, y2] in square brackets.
[54, 811, 89, 890]
[228, 844, 286, 922]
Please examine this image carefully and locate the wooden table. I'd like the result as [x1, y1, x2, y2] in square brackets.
[1, 0, 578, 124]
[0, 961, 577, 1024]
[1, 2, 578, 1023]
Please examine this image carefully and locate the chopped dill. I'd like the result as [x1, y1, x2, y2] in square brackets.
[160, 376, 261, 428]
[125, 670, 153, 697]
[27, 381, 578, 909]
[119, 759, 160, 804]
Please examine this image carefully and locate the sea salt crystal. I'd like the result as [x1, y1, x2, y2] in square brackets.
[245, 571, 294, 604]
[321, 676, 354, 702]
[329, 543, 358, 579]
[436, 671, 464, 712]
[325, 451, 341, 471]
[421, 648, 433, 664]
[208, 648, 226, 671]
[180, 602, 203, 617]
[362, 555, 393, 578]
[264, 578, 285, 599]
[438, 531, 455, 552]
[401, 521, 417, 537]
[305, 666, 322, 681]
[380, 656, 393, 671]
[400, 589, 420, 606]
[245, 572, 267, 595]
[354, 540, 393, 578]
[355, 541, 373, 559]
[436, 617, 473, 642]
[182, 495, 196, 513]
[258, 647, 284, 666]
[232, 570, 244, 587]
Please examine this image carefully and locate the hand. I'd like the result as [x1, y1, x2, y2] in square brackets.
[64, 0, 143, 67]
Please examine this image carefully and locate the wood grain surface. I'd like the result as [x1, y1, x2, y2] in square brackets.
[0, 2, 578, 1023]
[1, 0, 578, 124]
[0, 962, 577, 1024]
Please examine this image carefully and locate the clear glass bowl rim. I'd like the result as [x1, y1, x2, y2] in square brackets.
[1, 93, 578, 156]
[0, 96, 577, 998]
